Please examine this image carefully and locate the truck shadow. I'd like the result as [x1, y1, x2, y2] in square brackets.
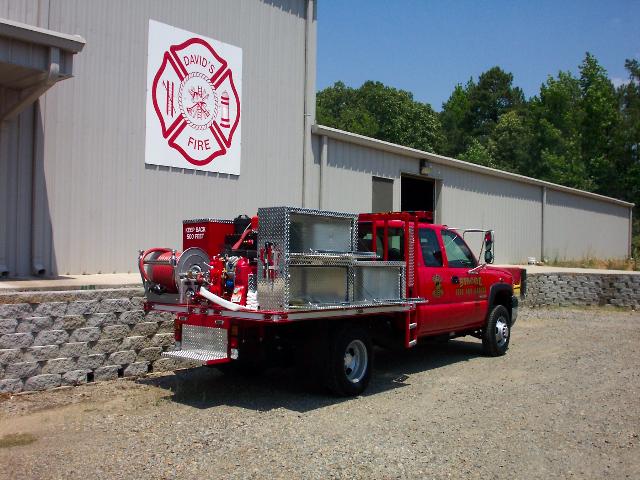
[138, 338, 485, 413]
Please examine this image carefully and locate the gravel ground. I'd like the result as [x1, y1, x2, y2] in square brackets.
[1, 306, 639, 479]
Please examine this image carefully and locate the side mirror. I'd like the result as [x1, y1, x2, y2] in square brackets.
[484, 250, 494, 264]
[484, 231, 494, 264]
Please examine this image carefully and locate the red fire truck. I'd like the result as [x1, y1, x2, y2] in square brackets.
[139, 207, 524, 396]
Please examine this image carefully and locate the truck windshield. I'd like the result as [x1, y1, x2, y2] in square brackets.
[441, 229, 477, 268]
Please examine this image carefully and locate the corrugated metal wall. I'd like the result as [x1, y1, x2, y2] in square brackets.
[313, 135, 631, 264]
[1, 0, 313, 275]
[544, 189, 630, 260]
[0, 1, 57, 277]
[311, 136, 416, 214]
[434, 164, 542, 264]
[0, 88, 35, 276]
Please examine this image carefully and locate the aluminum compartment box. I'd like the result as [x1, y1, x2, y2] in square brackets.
[288, 265, 350, 307]
[257, 207, 357, 310]
[353, 261, 406, 302]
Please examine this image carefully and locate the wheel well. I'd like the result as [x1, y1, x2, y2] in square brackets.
[492, 289, 513, 319]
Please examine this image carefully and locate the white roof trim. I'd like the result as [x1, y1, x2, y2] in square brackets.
[0, 18, 85, 53]
[312, 124, 634, 208]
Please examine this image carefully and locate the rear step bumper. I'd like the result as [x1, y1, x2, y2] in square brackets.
[162, 349, 230, 363]
[162, 323, 232, 365]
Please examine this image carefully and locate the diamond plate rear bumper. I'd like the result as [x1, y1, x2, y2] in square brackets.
[162, 349, 228, 363]
[161, 324, 229, 364]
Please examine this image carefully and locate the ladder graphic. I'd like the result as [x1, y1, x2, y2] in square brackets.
[163, 80, 175, 117]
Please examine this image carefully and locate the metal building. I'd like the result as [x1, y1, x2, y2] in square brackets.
[309, 126, 632, 264]
[0, 0, 633, 277]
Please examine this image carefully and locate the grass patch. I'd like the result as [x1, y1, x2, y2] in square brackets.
[0, 433, 37, 448]
[544, 256, 638, 271]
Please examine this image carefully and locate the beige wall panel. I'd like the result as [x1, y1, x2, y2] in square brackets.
[0, 88, 35, 276]
[0, 0, 48, 27]
[320, 138, 417, 214]
[544, 189, 630, 260]
[433, 164, 543, 264]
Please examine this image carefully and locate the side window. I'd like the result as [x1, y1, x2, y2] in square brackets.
[441, 230, 476, 268]
[419, 228, 443, 267]
[358, 223, 373, 252]
[376, 227, 404, 260]
[387, 227, 404, 260]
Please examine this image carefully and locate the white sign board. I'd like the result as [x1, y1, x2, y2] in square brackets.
[145, 20, 242, 174]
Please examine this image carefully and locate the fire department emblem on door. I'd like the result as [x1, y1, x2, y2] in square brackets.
[151, 37, 240, 166]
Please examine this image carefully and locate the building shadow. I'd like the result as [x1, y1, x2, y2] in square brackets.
[138, 338, 484, 413]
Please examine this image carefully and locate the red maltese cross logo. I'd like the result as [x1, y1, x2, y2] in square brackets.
[152, 38, 240, 166]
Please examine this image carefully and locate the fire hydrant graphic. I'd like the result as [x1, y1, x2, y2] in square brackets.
[220, 91, 230, 128]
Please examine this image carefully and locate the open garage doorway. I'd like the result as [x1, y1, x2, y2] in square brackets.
[401, 175, 435, 213]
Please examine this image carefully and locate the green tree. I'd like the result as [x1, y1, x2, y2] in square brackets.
[458, 138, 497, 168]
[440, 68, 526, 162]
[316, 81, 443, 152]
[467, 67, 525, 141]
[440, 82, 473, 156]
[616, 59, 640, 241]
[316, 81, 378, 137]
[578, 53, 621, 195]
[357, 81, 444, 152]
[528, 71, 587, 186]
[490, 110, 534, 173]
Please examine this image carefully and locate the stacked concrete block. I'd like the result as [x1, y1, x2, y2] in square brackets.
[3, 272, 635, 392]
[525, 273, 640, 308]
[0, 287, 188, 394]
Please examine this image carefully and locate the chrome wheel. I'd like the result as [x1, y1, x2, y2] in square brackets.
[343, 339, 368, 384]
[495, 316, 509, 348]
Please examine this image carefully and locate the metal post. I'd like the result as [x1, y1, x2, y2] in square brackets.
[629, 207, 634, 258]
[541, 186, 546, 262]
[319, 134, 327, 209]
[301, 0, 314, 208]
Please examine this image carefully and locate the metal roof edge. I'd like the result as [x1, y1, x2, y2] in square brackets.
[0, 17, 86, 53]
[312, 124, 634, 208]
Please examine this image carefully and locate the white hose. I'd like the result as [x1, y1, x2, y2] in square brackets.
[198, 286, 245, 311]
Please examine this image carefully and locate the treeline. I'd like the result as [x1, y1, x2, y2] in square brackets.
[316, 53, 640, 250]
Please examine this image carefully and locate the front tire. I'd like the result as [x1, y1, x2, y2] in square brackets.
[324, 325, 373, 396]
[482, 304, 511, 356]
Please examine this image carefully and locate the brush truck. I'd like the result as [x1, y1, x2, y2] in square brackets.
[139, 207, 524, 396]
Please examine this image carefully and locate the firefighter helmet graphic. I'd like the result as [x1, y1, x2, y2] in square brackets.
[152, 38, 240, 166]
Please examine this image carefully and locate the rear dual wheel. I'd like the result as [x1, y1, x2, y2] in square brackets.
[323, 325, 373, 397]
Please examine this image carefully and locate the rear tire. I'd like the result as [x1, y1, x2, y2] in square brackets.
[324, 325, 373, 397]
[482, 304, 511, 356]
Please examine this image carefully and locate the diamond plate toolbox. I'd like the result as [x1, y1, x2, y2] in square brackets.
[257, 207, 358, 310]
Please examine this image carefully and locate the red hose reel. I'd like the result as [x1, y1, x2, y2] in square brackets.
[139, 247, 210, 293]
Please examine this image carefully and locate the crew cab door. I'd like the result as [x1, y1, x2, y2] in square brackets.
[415, 227, 483, 335]
[439, 229, 485, 328]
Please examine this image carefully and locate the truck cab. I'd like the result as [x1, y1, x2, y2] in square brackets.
[358, 211, 520, 354]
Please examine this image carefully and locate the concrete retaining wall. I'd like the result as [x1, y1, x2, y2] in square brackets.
[1, 273, 639, 393]
[0, 287, 197, 394]
[525, 273, 640, 308]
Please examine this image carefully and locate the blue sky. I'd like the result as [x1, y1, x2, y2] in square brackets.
[317, 0, 640, 111]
